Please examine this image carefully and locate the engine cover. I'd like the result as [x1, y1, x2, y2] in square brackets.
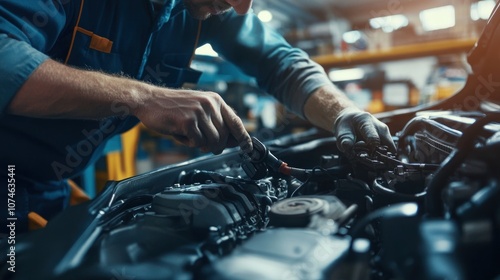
[152, 183, 260, 230]
[201, 228, 351, 280]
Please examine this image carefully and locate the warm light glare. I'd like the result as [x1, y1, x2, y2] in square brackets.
[471, 0, 496, 21]
[328, 68, 365, 82]
[420, 5, 456, 31]
[195, 43, 218, 57]
[258, 10, 273, 23]
[342, 30, 362, 44]
[369, 14, 409, 33]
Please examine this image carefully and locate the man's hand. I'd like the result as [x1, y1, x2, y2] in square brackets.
[333, 107, 396, 155]
[134, 88, 253, 155]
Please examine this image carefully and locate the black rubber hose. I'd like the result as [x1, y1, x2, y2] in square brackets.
[372, 178, 426, 201]
[425, 113, 500, 216]
[349, 203, 418, 238]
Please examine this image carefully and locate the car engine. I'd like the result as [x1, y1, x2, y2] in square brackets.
[2, 110, 500, 280]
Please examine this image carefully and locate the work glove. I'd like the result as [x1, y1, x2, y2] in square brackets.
[333, 107, 396, 155]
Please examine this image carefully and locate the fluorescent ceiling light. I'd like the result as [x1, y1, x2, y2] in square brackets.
[369, 14, 409, 33]
[328, 68, 365, 82]
[258, 10, 273, 23]
[195, 43, 218, 57]
[471, 0, 496, 21]
[420, 5, 456, 31]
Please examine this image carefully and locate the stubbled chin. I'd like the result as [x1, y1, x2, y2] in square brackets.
[187, 5, 230, 20]
[185, 9, 209, 20]
[187, 7, 212, 20]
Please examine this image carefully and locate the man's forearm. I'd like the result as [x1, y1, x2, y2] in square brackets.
[303, 84, 357, 132]
[7, 59, 148, 119]
[6, 58, 253, 154]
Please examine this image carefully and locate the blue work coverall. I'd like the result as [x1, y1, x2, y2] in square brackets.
[0, 0, 331, 232]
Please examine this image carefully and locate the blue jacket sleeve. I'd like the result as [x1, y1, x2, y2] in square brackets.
[200, 11, 332, 118]
[0, 0, 69, 114]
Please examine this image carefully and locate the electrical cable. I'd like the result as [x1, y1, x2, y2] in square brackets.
[289, 176, 311, 198]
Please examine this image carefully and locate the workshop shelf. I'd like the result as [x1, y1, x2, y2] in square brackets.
[312, 38, 478, 68]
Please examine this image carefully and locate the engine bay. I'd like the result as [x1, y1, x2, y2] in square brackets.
[3, 110, 500, 280]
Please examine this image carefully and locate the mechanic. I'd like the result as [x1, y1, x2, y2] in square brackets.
[0, 0, 395, 233]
